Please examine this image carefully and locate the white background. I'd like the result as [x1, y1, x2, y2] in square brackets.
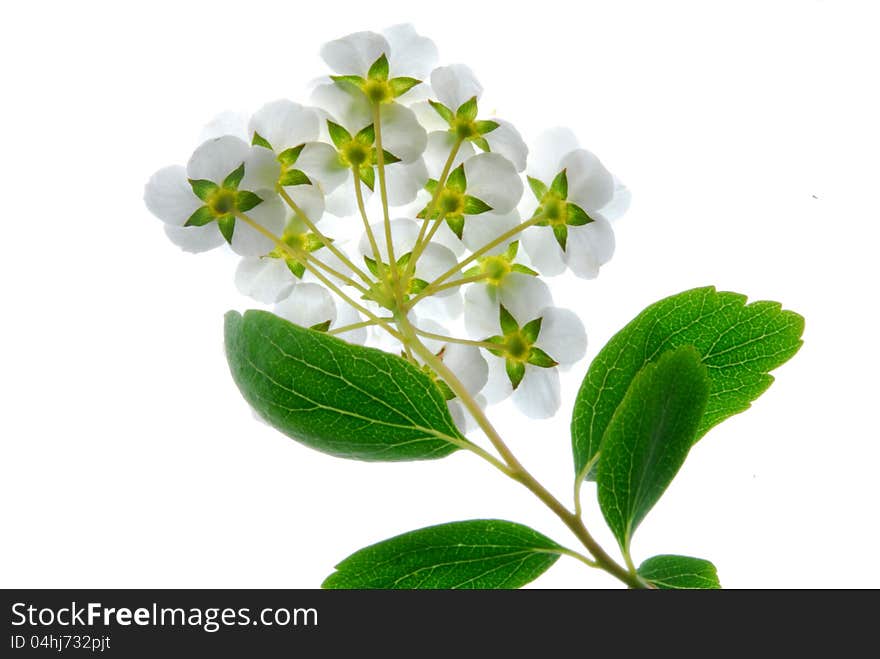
[2, 0, 878, 589]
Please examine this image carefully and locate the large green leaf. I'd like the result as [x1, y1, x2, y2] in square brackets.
[638, 554, 721, 589]
[572, 286, 804, 480]
[322, 520, 562, 589]
[597, 346, 709, 551]
[224, 310, 462, 461]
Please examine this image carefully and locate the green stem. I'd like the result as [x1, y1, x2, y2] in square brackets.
[327, 318, 388, 336]
[372, 103, 399, 289]
[353, 169, 384, 271]
[412, 327, 500, 351]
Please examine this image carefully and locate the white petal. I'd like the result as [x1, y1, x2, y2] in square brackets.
[565, 215, 615, 279]
[199, 111, 249, 142]
[235, 257, 296, 303]
[320, 31, 390, 76]
[248, 100, 320, 152]
[230, 194, 285, 257]
[485, 120, 528, 172]
[357, 218, 420, 261]
[410, 100, 450, 132]
[310, 82, 371, 132]
[284, 183, 325, 224]
[187, 136, 250, 182]
[463, 283, 501, 338]
[497, 272, 553, 326]
[323, 182, 358, 217]
[600, 177, 632, 222]
[242, 147, 281, 191]
[482, 355, 513, 404]
[513, 366, 560, 419]
[535, 307, 587, 366]
[446, 395, 487, 433]
[430, 64, 483, 112]
[423, 131, 474, 179]
[431, 220, 467, 256]
[561, 149, 615, 211]
[300, 246, 353, 285]
[274, 282, 337, 328]
[379, 103, 427, 162]
[331, 301, 367, 345]
[383, 24, 438, 79]
[521, 227, 566, 276]
[528, 127, 580, 182]
[463, 152, 523, 214]
[414, 289, 463, 321]
[415, 243, 459, 295]
[461, 209, 521, 255]
[296, 142, 349, 193]
[163, 224, 224, 253]
[144, 165, 201, 226]
[442, 343, 488, 396]
[386, 158, 428, 206]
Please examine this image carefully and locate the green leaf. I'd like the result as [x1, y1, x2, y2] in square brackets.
[330, 75, 366, 88]
[188, 179, 218, 202]
[506, 360, 525, 389]
[566, 203, 594, 226]
[472, 136, 491, 152]
[278, 169, 311, 187]
[552, 224, 568, 251]
[445, 214, 465, 239]
[527, 347, 558, 368]
[235, 190, 263, 212]
[252, 132, 273, 149]
[359, 165, 375, 191]
[597, 346, 710, 551]
[409, 278, 429, 295]
[499, 305, 519, 335]
[184, 205, 215, 227]
[521, 317, 542, 344]
[511, 264, 539, 276]
[217, 215, 236, 244]
[286, 259, 306, 279]
[309, 320, 332, 332]
[446, 164, 467, 192]
[638, 555, 721, 589]
[571, 286, 805, 481]
[463, 195, 492, 215]
[428, 100, 454, 124]
[224, 310, 463, 461]
[223, 163, 246, 190]
[355, 123, 375, 145]
[381, 149, 401, 164]
[389, 77, 422, 98]
[474, 120, 499, 135]
[322, 520, 562, 589]
[327, 120, 352, 149]
[277, 144, 305, 168]
[503, 241, 519, 260]
[363, 256, 381, 277]
[395, 252, 412, 269]
[527, 176, 548, 201]
[456, 96, 479, 121]
[368, 53, 389, 80]
[424, 178, 439, 195]
[550, 169, 568, 199]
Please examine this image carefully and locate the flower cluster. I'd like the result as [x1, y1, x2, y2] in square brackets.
[144, 24, 629, 423]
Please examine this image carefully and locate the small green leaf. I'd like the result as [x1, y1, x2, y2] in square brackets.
[363, 255, 381, 277]
[223, 163, 246, 190]
[504, 241, 519, 260]
[359, 165, 375, 191]
[382, 149, 401, 164]
[511, 264, 539, 276]
[389, 77, 422, 98]
[484, 336, 505, 358]
[521, 317, 542, 344]
[424, 179, 439, 195]
[456, 96, 479, 121]
[527, 347, 558, 368]
[322, 520, 562, 589]
[217, 215, 236, 244]
[499, 305, 519, 335]
[506, 360, 526, 389]
[472, 136, 491, 152]
[550, 169, 568, 199]
[252, 132, 273, 149]
[368, 53, 389, 81]
[278, 169, 311, 187]
[355, 124, 375, 145]
[638, 555, 721, 590]
[188, 179, 218, 202]
[184, 205, 215, 227]
[474, 120, 499, 135]
[277, 144, 305, 168]
[552, 224, 568, 251]
[428, 100, 454, 124]
[445, 214, 465, 239]
[310, 320, 332, 332]
[286, 259, 306, 279]
[330, 75, 366, 88]
[225, 310, 463, 461]
[463, 195, 492, 215]
[527, 176, 548, 201]
[447, 164, 467, 192]
[597, 346, 709, 551]
[235, 190, 263, 212]
[396, 252, 412, 269]
[409, 278, 429, 294]
[327, 121, 352, 149]
[571, 286, 805, 481]
[566, 203, 594, 226]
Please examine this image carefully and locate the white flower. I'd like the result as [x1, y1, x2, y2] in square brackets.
[320, 25, 437, 82]
[427, 64, 528, 172]
[274, 282, 336, 329]
[235, 257, 296, 304]
[520, 128, 627, 278]
[463, 269, 552, 340]
[144, 136, 285, 256]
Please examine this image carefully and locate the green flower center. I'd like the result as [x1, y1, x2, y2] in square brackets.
[341, 142, 370, 167]
[506, 333, 530, 360]
[542, 196, 567, 225]
[481, 256, 511, 284]
[439, 189, 465, 216]
[209, 189, 237, 216]
[363, 79, 393, 103]
[452, 117, 477, 140]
